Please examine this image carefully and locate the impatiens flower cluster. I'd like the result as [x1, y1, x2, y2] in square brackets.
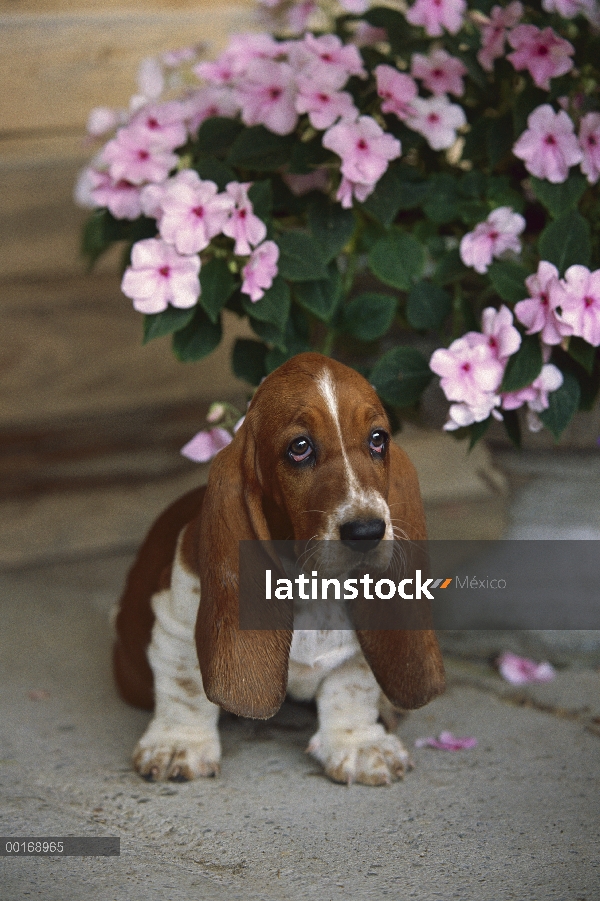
[77, 0, 600, 449]
[515, 262, 600, 349]
[121, 174, 275, 310]
[430, 304, 567, 432]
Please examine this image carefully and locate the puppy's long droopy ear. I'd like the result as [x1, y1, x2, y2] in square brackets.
[356, 441, 445, 710]
[195, 420, 292, 720]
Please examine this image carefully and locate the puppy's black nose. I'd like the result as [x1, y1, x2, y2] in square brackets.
[339, 518, 386, 553]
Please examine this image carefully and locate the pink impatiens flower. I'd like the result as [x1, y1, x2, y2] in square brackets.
[295, 77, 357, 130]
[430, 334, 504, 419]
[501, 363, 564, 417]
[86, 106, 122, 138]
[298, 33, 366, 87]
[481, 305, 522, 362]
[102, 125, 178, 186]
[477, 1, 523, 72]
[375, 65, 418, 121]
[121, 238, 200, 313]
[411, 48, 467, 97]
[323, 115, 401, 207]
[405, 0, 466, 36]
[78, 168, 143, 220]
[514, 260, 572, 345]
[542, 0, 597, 19]
[129, 101, 187, 151]
[507, 25, 575, 91]
[159, 171, 233, 255]
[184, 86, 240, 134]
[406, 95, 467, 151]
[241, 240, 279, 302]
[497, 651, 556, 685]
[415, 731, 478, 750]
[513, 105, 582, 184]
[238, 59, 298, 136]
[222, 182, 267, 256]
[181, 427, 233, 462]
[555, 265, 600, 347]
[579, 112, 600, 185]
[460, 207, 525, 274]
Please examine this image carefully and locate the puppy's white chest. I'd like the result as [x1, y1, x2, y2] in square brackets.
[289, 629, 359, 670]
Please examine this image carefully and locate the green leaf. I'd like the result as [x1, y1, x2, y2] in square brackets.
[172, 308, 222, 362]
[276, 231, 328, 281]
[423, 174, 462, 224]
[248, 180, 273, 222]
[501, 409, 521, 449]
[232, 338, 268, 386]
[568, 336, 596, 376]
[363, 6, 411, 54]
[308, 197, 355, 261]
[513, 85, 547, 136]
[81, 209, 155, 267]
[359, 165, 404, 226]
[500, 334, 543, 393]
[194, 159, 237, 190]
[539, 371, 580, 440]
[488, 261, 530, 304]
[368, 230, 425, 291]
[406, 282, 451, 330]
[396, 179, 430, 211]
[530, 173, 588, 218]
[341, 293, 397, 341]
[538, 211, 591, 275]
[369, 347, 433, 408]
[486, 115, 514, 169]
[289, 134, 332, 174]
[432, 248, 466, 286]
[143, 306, 196, 344]
[241, 275, 291, 340]
[249, 317, 287, 349]
[194, 117, 243, 157]
[228, 126, 295, 171]
[265, 310, 312, 372]
[294, 265, 342, 322]
[199, 257, 236, 324]
[468, 416, 492, 450]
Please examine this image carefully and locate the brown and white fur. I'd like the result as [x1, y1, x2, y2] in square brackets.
[113, 353, 444, 786]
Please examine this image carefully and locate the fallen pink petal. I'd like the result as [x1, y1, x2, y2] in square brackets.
[497, 651, 556, 685]
[27, 690, 51, 701]
[415, 731, 478, 751]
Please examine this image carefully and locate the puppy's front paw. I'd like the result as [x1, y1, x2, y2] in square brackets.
[308, 726, 412, 786]
[133, 730, 221, 782]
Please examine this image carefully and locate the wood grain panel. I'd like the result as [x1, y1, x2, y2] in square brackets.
[0, 7, 253, 133]
[0, 273, 253, 427]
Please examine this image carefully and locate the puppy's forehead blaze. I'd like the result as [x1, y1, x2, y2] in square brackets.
[251, 360, 388, 453]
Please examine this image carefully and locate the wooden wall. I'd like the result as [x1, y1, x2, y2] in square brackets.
[0, 0, 255, 451]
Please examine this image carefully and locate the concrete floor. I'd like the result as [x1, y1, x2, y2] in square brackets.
[1, 448, 599, 900]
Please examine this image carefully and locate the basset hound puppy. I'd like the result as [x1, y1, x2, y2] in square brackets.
[114, 352, 445, 785]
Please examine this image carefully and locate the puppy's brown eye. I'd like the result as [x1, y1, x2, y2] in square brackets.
[288, 436, 314, 465]
[369, 429, 388, 456]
